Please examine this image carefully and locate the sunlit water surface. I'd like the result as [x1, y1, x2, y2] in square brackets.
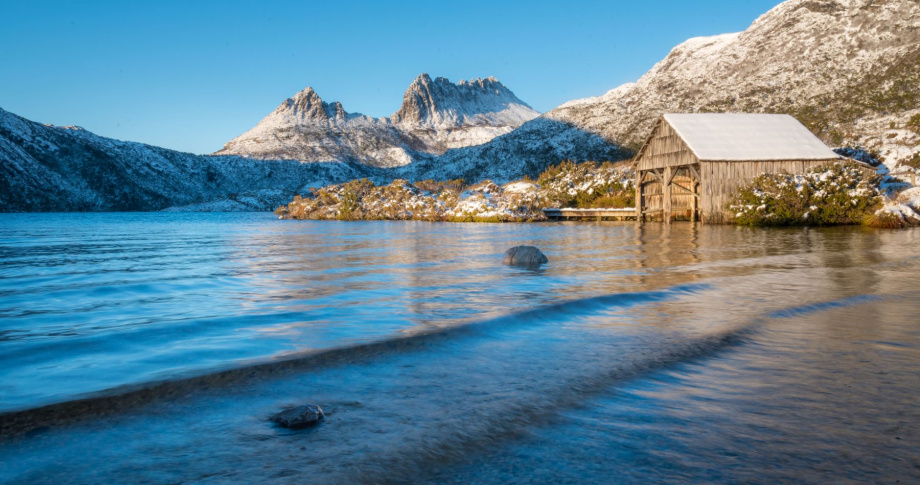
[0, 213, 918, 483]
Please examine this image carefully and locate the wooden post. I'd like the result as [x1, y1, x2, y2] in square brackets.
[635, 169, 643, 222]
[912, 172, 916, 187]
[691, 181, 698, 222]
[663, 166, 672, 223]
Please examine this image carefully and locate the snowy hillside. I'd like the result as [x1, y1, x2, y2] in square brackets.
[541, 0, 920, 167]
[398, 0, 920, 185]
[0, 107, 369, 212]
[397, 117, 631, 184]
[215, 74, 540, 167]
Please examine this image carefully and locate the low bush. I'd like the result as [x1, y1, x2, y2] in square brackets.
[279, 160, 634, 223]
[907, 113, 920, 133]
[729, 161, 881, 226]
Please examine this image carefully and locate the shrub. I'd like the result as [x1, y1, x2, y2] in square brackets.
[278, 160, 634, 223]
[907, 114, 920, 133]
[537, 160, 635, 209]
[414, 178, 466, 194]
[338, 178, 375, 219]
[589, 193, 634, 209]
[729, 161, 880, 226]
[903, 153, 920, 170]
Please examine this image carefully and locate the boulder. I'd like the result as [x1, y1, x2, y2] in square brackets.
[270, 404, 325, 429]
[503, 246, 548, 266]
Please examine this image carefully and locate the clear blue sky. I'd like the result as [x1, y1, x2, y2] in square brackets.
[1, 0, 781, 154]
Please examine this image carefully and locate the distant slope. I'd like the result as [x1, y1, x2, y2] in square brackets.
[424, 0, 920, 181]
[397, 118, 631, 183]
[540, 0, 920, 165]
[0, 108, 367, 212]
[215, 74, 541, 168]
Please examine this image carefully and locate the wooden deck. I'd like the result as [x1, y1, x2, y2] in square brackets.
[543, 207, 637, 221]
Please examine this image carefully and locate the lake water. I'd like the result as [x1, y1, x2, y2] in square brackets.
[1, 213, 918, 483]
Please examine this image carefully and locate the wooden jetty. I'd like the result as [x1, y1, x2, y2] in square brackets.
[543, 207, 636, 221]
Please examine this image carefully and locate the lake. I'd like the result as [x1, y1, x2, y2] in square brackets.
[1, 213, 918, 483]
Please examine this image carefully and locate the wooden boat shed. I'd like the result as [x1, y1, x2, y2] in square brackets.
[634, 113, 841, 224]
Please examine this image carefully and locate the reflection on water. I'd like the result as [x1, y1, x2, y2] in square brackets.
[0, 213, 918, 484]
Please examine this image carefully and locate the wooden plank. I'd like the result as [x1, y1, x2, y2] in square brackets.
[542, 208, 638, 221]
[636, 169, 643, 221]
[664, 166, 672, 223]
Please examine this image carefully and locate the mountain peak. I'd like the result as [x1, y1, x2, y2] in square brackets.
[392, 74, 534, 126]
[274, 87, 349, 122]
[217, 73, 540, 162]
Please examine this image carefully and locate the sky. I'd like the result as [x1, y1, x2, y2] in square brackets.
[0, 0, 781, 154]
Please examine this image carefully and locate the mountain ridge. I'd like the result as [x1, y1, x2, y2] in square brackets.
[215, 74, 541, 166]
[0, 106, 370, 212]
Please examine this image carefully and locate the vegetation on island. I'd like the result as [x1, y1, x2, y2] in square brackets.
[276, 160, 635, 222]
[728, 161, 919, 228]
[277, 157, 919, 228]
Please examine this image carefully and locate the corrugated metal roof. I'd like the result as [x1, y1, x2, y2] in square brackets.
[663, 113, 839, 161]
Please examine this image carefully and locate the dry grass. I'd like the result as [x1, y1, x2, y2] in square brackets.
[862, 211, 912, 229]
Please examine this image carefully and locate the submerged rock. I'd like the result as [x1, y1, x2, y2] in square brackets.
[503, 246, 548, 266]
[270, 404, 325, 429]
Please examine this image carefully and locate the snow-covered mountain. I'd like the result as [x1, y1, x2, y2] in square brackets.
[386, 0, 920, 185]
[5, 0, 918, 213]
[0, 107, 370, 212]
[391, 74, 543, 154]
[396, 117, 630, 183]
[537, 0, 920, 166]
[215, 74, 541, 167]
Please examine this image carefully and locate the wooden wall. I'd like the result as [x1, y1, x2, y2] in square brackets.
[640, 171, 663, 218]
[670, 170, 697, 219]
[636, 120, 699, 171]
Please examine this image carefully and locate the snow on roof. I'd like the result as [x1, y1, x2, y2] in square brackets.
[662, 113, 839, 161]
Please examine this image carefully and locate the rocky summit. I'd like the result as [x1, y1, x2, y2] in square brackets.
[215, 74, 540, 167]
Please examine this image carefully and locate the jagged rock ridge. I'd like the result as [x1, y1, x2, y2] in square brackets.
[215, 74, 541, 167]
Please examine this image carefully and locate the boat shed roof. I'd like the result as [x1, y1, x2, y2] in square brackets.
[661, 113, 840, 161]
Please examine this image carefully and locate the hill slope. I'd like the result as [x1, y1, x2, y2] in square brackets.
[0, 108, 367, 212]
[540, 0, 920, 165]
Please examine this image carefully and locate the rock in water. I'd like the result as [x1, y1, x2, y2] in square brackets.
[270, 404, 325, 429]
[503, 246, 548, 266]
